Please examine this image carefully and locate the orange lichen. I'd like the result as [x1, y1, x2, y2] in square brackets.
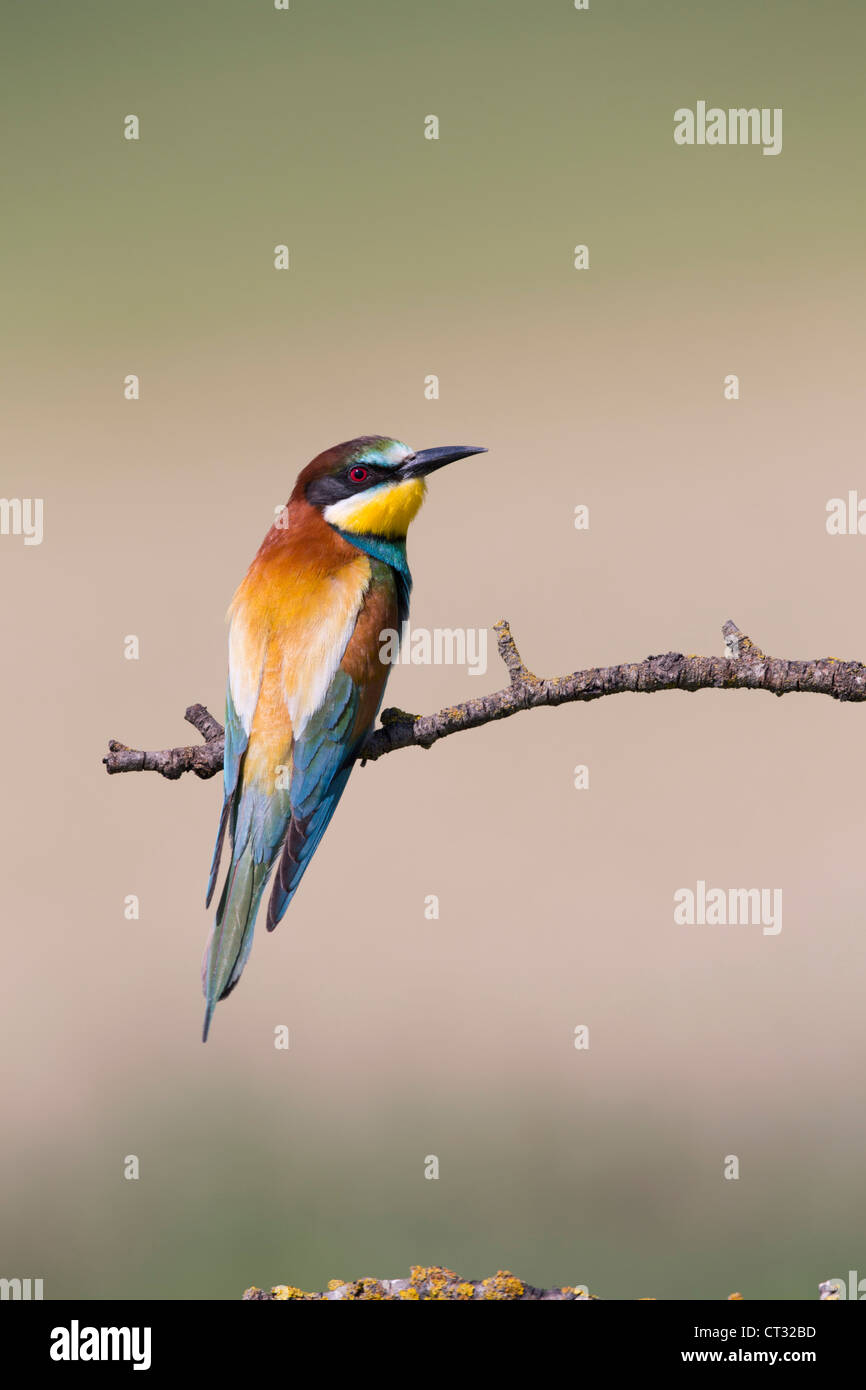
[246, 1266, 602, 1300]
[481, 1270, 525, 1300]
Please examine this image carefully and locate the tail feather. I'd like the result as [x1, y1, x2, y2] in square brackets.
[205, 795, 233, 909]
[201, 842, 271, 1041]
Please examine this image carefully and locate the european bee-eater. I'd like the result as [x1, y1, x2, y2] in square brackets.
[202, 435, 486, 1040]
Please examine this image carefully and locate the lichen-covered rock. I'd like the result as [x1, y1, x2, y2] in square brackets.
[243, 1270, 835, 1300]
[243, 1267, 593, 1301]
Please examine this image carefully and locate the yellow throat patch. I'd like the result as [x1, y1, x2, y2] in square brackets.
[323, 477, 427, 538]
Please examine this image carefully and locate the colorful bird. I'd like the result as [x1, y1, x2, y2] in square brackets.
[202, 435, 486, 1040]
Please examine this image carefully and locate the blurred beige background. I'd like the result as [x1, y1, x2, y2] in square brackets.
[1, 0, 865, 1298]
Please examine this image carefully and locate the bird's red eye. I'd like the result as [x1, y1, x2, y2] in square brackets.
[349, 465, 369, 483]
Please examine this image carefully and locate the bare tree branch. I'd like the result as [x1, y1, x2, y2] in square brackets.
[103, 618, 866, 780]
[105, 703, 226, 780]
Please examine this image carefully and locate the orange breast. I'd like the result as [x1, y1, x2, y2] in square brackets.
[228, 500, 375, 791]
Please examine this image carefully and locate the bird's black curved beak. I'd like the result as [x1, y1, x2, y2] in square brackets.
[400, 445, 487, 479]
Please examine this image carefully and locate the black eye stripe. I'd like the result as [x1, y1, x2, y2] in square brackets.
[305, 463, 390, 508]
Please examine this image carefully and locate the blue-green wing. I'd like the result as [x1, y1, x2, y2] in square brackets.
[265, 667, 360, 931]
